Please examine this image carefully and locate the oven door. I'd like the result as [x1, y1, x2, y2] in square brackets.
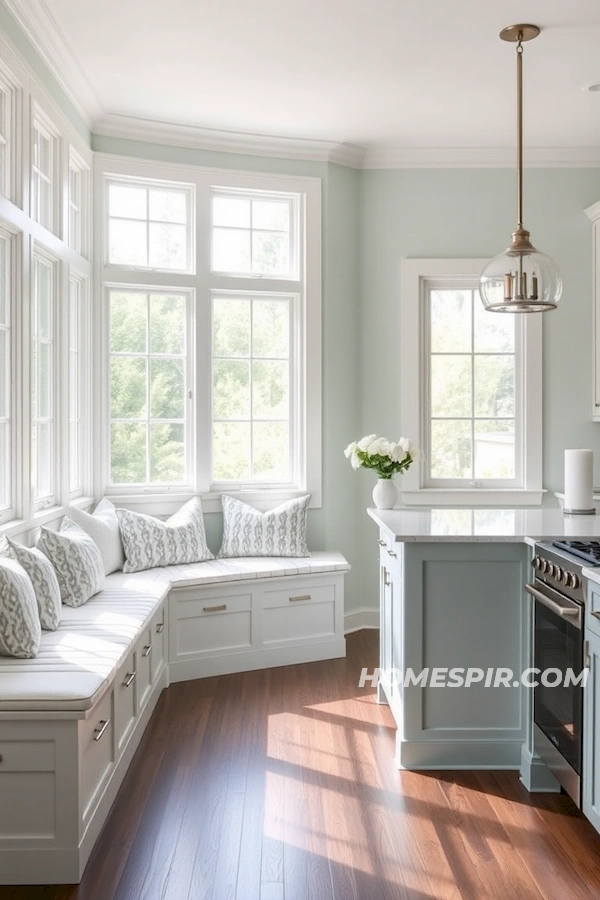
[527, 582, 583, 776]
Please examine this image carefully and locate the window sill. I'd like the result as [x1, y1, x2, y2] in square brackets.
[104, 489, 319, 516]
[400, 489, 546, 507]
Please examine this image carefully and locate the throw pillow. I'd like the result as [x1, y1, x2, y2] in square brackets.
[116, 496, 213, 574]
[219, 494, 311, 558]
[7, 540, 62, 630]
[68, 498, 125, 575]
[37, 519, 105, 607]
[0, 557, 42, 657]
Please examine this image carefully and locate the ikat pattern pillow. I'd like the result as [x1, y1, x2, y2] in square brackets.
[116, 496, 213, 573]
[0, 557, 42, 658]
[37, 519, 105, 607]
[8, 540, 62, 630]
[219, 494, 311, 558]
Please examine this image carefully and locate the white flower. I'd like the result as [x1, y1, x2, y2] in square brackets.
[344, 441, 357, 459]
[357, 434, 377, 451]
[350, 452, 361, 470]
[366, 438, 386, 456]
[390, 442, 408, 463]
[399, 437, 410, 452]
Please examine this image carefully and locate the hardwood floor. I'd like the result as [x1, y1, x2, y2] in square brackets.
[3, 629, 600, 900]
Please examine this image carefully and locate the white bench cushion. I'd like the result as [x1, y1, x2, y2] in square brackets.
[0, 552, 349, 712]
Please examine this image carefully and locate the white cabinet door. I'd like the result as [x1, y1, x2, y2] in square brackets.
[583, 629, 600, 831]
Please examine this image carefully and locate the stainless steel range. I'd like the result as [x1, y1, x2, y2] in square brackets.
[527, 542, 594, 807]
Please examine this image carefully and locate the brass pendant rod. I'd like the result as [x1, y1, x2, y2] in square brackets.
[516, 34, 523, 229]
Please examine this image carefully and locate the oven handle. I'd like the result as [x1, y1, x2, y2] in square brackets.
[525, 583, 582, 630]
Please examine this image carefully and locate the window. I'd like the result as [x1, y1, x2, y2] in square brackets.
[69, 276, 83, 495]
[0, 233, 11, 518]
[68, 150, 87, 254]
[0, 73, 14, 199]
[212, 293, 294, 484]
[108, 289, 189, 486]
[99, 162, 321, 510]
[31, 115, 57, 231]
[400, 259, 542, 505]
[106, 179, 193, 271]
[31, 252, 56, 508]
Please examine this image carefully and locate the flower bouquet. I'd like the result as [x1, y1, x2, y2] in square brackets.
[344, 435, 418, 509]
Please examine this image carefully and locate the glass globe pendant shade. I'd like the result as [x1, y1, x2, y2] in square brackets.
[479, 229, 563, 313]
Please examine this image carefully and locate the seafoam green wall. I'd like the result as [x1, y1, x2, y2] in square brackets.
[93, 136, 364, 609]
[357, 167, 600, 606]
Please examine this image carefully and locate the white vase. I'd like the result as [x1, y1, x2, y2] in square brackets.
[372, 478, 397, 510]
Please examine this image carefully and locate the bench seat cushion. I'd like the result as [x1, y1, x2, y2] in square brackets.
[160, 551, 350, 588]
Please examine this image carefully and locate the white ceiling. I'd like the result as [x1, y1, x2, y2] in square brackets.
[18, 0, 600, 151]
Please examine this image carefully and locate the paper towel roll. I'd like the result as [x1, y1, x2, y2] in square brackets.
[564, 449, 594, 514]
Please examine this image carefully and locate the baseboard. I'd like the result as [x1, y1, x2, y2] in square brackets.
[395, 736, 523, 770]
[344, 607, 379, 634]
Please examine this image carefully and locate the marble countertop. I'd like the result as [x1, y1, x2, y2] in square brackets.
[368, 507, 600, 544]
[583, 566, 600, 587]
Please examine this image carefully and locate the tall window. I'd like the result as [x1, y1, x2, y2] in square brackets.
[400, 259, 542, 504]
[0, 233, 11, 517]
[69, 276, 83, 495]
[31, 116, 56, 231]
[0, 73, 14, 200]
[108, 289, 189, 486]
[100, 163, 321, 507]
[31, 253, 55, 507]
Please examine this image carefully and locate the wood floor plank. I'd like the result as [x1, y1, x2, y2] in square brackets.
[5, 630, 600, 900]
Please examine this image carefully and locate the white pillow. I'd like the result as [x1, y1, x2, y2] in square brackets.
[68, 498, 125, 575]
[116, 496, 214, 574]
[7, 540, 62, 631]
[219, 494, 311, 558]
[0, 557, 41, 658]
[37, 519, 105, 607]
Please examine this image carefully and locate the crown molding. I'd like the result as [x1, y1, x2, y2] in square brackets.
[93, 113, 366, 168]
[4, 0, 103, 125]
[361, 145, 600, 169]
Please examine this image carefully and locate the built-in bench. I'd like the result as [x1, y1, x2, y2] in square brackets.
[0, 551, 349, 885]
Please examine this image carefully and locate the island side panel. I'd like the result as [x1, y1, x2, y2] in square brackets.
[398, 541, 529, 769]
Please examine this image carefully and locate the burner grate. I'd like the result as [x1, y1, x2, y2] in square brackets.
[552, 540, 600, 565]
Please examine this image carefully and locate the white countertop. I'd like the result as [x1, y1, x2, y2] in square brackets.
[583, 566, 600, 587]
[368, 507, 600, 544]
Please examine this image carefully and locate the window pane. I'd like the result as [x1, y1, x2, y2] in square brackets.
[213, 421, 250, 480]
[252, 231, 289, 275]
[149, 190, 187, 223]
[431, 420, 472, 479]
[475, 419, 515, 479]
[252, 360, 288, 419]
[0, 239, 7, 325]
[252, 199, 290, 231]
[213, 227, 251, 273]
[430, 290, 471, 353]
[150, 423, 184, 482]
[150, 294, 185, 355]
[150, 358, 185, 419]
[431, 356, 472, 417]
[39, 179, 52, 229]
[110, 292, 147, 353]
[111, 423, 147, 483]
[111, 357, 147, 418]
[0, 329, 7, 418]
[70, 421, 80, 493]
[213, 196, 250, 228]
[149, 222, 187, 269]
[213, 297, 250, 357]
[253, 422, 289, 480]
[36, 263, 52, 338]
[109, 218, 147, 266]
[36, 342, 51, 418]
[33, 422, 52, 499]
[37, 132, 51, 176]
[474, 299, 515, 352]
[252, 299, 289, 358]
[109, 184, 146, 219]
[213, 360, 250, 419]
[474, 355, 515, 417]
[69, 352, 79, 419]
[0, 421, 8, 508]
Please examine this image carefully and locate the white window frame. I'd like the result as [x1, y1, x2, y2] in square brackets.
[31, 106, 60, 235]
[67, 148, 90, 257]
[31, 247, 59, 512]
[400, 259, 543, 506]
[0, 226, 17, 524]
[95, 154, 322, 513]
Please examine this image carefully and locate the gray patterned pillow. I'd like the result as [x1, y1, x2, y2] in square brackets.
[37, 519, 105, 607]
[8, 540, 62, 630]
[219, 494, 311, 558]
[116, 496, 213, 573]
[0, 557, 42, 658]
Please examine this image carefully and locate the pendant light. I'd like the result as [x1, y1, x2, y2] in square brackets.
[479, 24, 562, 313]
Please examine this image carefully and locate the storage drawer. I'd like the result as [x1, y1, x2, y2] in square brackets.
[588, 589, 600, 638]
[114, 649, 136, 753]
[173, 591, 252, 657]
[151, 607, 166, 682]
[262, 585, 336, 645]
[263, 583, 334, 610]
[0, 739, 56, 838]
[81, 691, 114, 821]
[0, 740, 54, 771]
[136, 627, 153, 712]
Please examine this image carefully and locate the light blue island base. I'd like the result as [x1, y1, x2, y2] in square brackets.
[372, 518, 562, 791]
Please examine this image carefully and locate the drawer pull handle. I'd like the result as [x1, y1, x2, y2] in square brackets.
[93, 719, 110, 742]
[142, 645, 152, 657]
[592, 612, 600, 621]
[378, 539, 386, 546]
[203, 604, 227, 612]
[156, 622, 164, 633]
[387, 550, 397, 557]
[290, 594, 311, 602]
[123, 672, 136, 687]
[0, 754, 3, 763]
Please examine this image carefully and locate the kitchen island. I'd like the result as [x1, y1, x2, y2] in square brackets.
[368, 506, 600, 792]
